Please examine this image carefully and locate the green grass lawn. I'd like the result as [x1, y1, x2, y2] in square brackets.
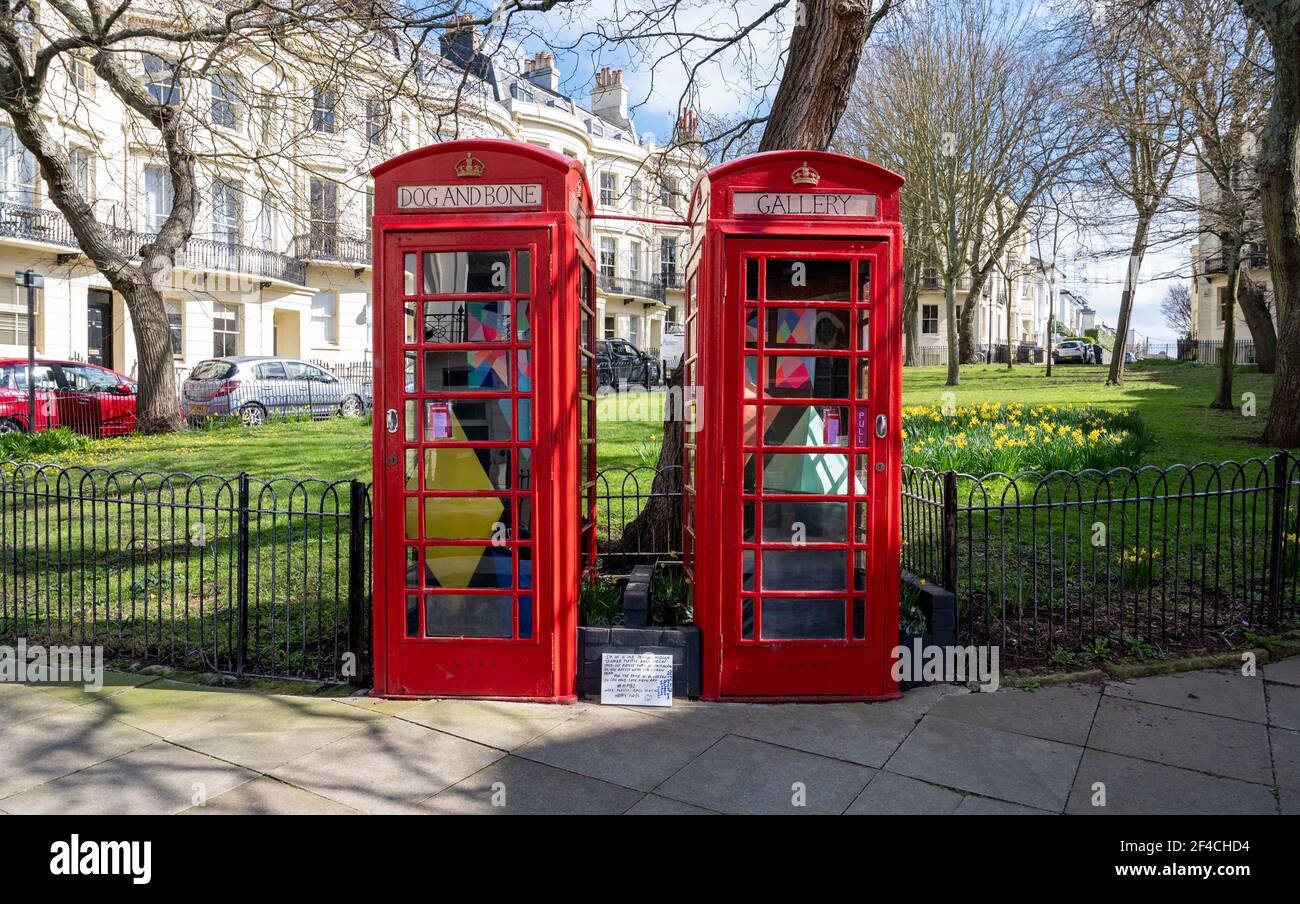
[14, 361, 1292, 479]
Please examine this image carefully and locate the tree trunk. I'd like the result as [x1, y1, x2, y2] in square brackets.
[616, 363, 684, 558]
[758, 0, 889, 151]
[957, 265, 993, 364]
[1107, 214, 1151, 386]
[1212, 244, 1242, 409]
[944, 278, 960, 385]
[1238, 274, 1278, 372]
[902, 285, 919, 366]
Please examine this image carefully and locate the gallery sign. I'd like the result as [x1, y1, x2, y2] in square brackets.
[397, 183, 544, 211]
[733, 191, 877, 217]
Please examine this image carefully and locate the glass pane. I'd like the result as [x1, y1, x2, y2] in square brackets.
[765, 309, 850, 350]
[854, 549, 868, 591]
[743, 406, 758, 447]
[427, 446, 511, 491]
[762, 452, 852, 495]
[405, 303, 418, 343]
[855, 501, 870, 543]
[760, 500, 847, 543]
[858, 260, 871, 302]
[745, 309, 759, 348]
[424, 399, 511, 443]
[742, 549, 754, 591]
[765, 259, 851, 302]
[406, 593, 420, 636]
[405, 547, 421, 588]
[762, 549, 846, 591]
[516, 300, 531, 342]
[421, 300, 511, 344]
[403, 253, 417, 295]
[857, 365, 869, 400]
[518, 546, 533, 590]
[516, 250, 531, 294]
[518, 595, 533, 639]
[745, 258, 759, 300]
[517, 399, 532, 441]
[741, 598, 754, 639]
[518, 350, 531, 393]
[424, 350, 510, 391]
[763, 405, 851, 447]
[423, 496, 511, 539]
[744, 356, 758, 398]
[405, 498, 420, 539]
[858, 309, 870, 352]
[517, 448, 533, 489]
[766, 356, 849, 398]
[425, 593, 513, 637]
[404, 400, 417, 441]
[424, 251, 511, 294]
[517, 496, 533, 539]
[405, 448, 418, 491]
[760, 597, 845, 640]
[853, 598, 866, 640]
[424, 547, 513, 590]
[404, 351, 417, 392]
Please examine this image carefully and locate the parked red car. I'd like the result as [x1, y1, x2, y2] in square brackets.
[0, 358, 138, 438]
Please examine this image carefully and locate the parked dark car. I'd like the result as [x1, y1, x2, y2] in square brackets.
[0, 358, 137, 437]
[595, 339, 661, 390]
[180, 356, 371, 426]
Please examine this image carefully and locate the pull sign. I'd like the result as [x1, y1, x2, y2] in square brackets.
[856, 408, 870, 446]
[823, 409, 841, 445]
[427, 402, 452, 440]
[385, 409, 399, 433]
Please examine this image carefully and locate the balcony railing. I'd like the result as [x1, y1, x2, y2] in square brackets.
[0, 201, 79, 248]
[292, 232, 372, 266]
[1203, 244, 1270, 275]
[597, 272, 666, 303]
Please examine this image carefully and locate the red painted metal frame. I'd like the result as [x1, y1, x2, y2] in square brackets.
[370, 140, 594, 701]
[685, 150, 904, 702]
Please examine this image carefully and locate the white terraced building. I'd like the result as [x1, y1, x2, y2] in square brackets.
[0, 15, 700, 379]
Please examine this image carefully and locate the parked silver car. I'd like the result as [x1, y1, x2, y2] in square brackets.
[181, 356, 371, 426]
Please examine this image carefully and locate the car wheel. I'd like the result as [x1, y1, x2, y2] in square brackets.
[0, 418, 24, 435]
[240, 404, 267, 427]
[339, 395, 364, 418]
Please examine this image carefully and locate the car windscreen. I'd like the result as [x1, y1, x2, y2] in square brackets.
[190, 361, 236, 381]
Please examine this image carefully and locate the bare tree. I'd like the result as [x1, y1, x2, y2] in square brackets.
[1160, 282, 1194, 338]
[1237, 0, 1300, 446]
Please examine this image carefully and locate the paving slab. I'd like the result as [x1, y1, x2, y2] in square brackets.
[83, 679, 264, 737]
[335, 695, 427, 716]
[171, 695, 384, 772]
[656, 735, 875, 815]
[929, 683, 1101, 746]
[624, 794, 718, 815]
[1066, 749, 1277, 815]
[886, 714, 1083, 811]
[954, 795, 1055, 815]
[271, 718, 502, 814]
[1270, 727, 1299, 791]
[0, 705, 157, 799]
[846, 770, 963, 815]
[1, 741, 256, 815]
[28, 670, 161, 706]
[1088, 697, 1274, 785]
[399, 699, 586, 751]
[1264, 654, 1300, 688]
[1105, 669, 1267, 723]
[424, 755, 642, 815]
[514, 705, 724, 792]
[725, 701, 925, 768]
[181, 777, 360, 815]
[0, 683, 78, 729]
[1265, 681, 1300, 731]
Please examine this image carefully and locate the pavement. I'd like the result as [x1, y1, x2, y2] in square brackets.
[0, 658, 1297, 815]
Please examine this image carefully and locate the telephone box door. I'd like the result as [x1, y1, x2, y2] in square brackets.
[721, 238, 894, 698]
[379, 228, 554, 697]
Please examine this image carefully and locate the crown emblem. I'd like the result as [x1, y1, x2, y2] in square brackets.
[791, 161, 820, 186]
[454, 152, 485, 178]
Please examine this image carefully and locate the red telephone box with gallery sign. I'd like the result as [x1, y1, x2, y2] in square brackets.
[370, 140, 597, 700]
[683, 151, 904, 701]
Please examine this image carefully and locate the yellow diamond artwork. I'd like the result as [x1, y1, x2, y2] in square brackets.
[405, 403, 506, 589]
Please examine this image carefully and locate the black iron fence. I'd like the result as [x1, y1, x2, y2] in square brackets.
[594, 465, 681, 564]
[0, 465, 370, 682]
[1176, 338, 1259, 366]
[902, 453, 1300, 664]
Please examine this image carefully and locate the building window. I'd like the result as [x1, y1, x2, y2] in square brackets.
[366, 99, 388, 145]
[660, 237, 678, 284]
[213, 302, 240, 356]
[603, 315, 615, 339]
[600, 171, 617, 206]
[143, 54, 180, 106]
[68, 147, 92, 199]
[365, 189, 374, 246]
[660, 176, 680, 207]
[257, 192, 277, 251]
[165, 300, 183, 356]
[1217, 287, 1229, 323]
[922, 304, 939, 335]
[69, 57, 96, 95]
[311, 290, 339, 346]
[211, 178, 240, 244]
[310, 178, 338, 242]
[142, 166, 173, 233]
[0, 275, 30, 346]
[211, 73, 238, 128]
[311, 87, 336, 133]
[666, 305, 678, 325]
[628, 240, 642, 280]
[628, 317, 640, 347]
[630, 179, 642, 209]
[0, 126, 37, 206]
[599, 236, 617, 278]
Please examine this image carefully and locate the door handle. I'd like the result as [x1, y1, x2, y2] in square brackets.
[875, 414, 887, 439]
[385, 408, 399, 433]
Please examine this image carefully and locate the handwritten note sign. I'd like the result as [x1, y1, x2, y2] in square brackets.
[600, 653, 674, 707]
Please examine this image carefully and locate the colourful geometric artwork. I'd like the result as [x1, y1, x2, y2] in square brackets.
[772, 356, 814, 391]
[773, 308, 816, 346]
[746, 310, 759, 346]
[517, 350, 531, 393]
[516, 300, 531, 342]
[468, 350, 510, 389]
[467, 301, 509, 342]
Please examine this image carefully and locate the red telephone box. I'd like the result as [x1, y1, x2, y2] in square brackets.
[370, 140, 597, 700]
[684, 151, 904, 701]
